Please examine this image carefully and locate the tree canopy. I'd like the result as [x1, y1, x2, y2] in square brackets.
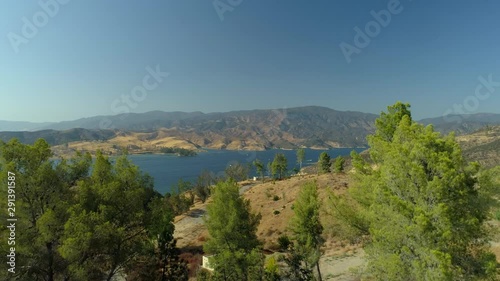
[203, 180, 263, 280]
[271, 153, 288, 180]
[330, 102, 498, 280]
[288, 181, 324, 281]
[0, 140, 187, 281]
[317, 152, 331, 174]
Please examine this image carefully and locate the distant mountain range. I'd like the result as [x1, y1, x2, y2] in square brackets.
[420, 113, 500, 135]
[1, 106, 499, 151]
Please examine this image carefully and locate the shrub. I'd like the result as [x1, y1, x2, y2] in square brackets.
[277, 235, 291, 251]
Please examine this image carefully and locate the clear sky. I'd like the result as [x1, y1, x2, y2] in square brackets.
[1, 0, 499, 122]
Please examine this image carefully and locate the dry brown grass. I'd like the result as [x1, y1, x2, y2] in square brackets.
[173, 172, 359, 259]
[51, 130, 198, 157]
[174, 172, 361, 280]
[243, 173, 355, 254]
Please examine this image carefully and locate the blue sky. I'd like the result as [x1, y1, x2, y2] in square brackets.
[1, 0, 499, 122]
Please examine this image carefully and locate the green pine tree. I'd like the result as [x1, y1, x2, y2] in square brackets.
[331, 102, 498, 280]
[204, 180, 263, 280]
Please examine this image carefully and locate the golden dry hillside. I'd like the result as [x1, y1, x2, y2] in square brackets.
[51, 129, 199, 157]
[174, 173, 355, 253]
[174, 173, 365, 280]
[456, 126, 500, 168]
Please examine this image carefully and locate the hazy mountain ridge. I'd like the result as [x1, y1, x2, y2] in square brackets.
[0, 128, 116, 146]
[0, 120, 54, 131]
[1, 108, 500, 153]
[420, 113, 500, 135]
[0, 106, 379, 149]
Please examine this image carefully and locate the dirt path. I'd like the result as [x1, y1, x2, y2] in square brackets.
[320, 250, 365, 280]
[174, 184, 256, 248]
[174, 203, 207, 248]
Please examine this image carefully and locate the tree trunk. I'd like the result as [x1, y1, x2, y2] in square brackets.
[106, 266, 117, 281]
[46, 242, 54, 281]
[316, 262, 322, 281]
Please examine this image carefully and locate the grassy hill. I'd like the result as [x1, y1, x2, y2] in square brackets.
[1, 109, 499, 158]
[174, 173, 365, 280]
[457, 126, 500, 168]
[1, 107, 379, 153]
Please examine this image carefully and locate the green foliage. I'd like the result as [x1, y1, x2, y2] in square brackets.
[0, 141, 188, 281]
[289, 181, 324, 280]
[374, 101, 412, 142]
[336, 102, 498, 280]
[126, 197, 188, 281]
[317, 152, 331, 174]
[253, 159, 266, 182]
[333, 156, 345, 173]
[349, 150, 370, 175]
[166, 178, 195, 215]
[282, 244, 315, 281]
[195, 169, 216, 203]
[209, 249, 265, 281]
[197, 268, 213, 281]
[273, 195, 280, 201]
[326, 190, 370, 243]
[145, 198, 188, 280]
[296, 148, 306, 170]
[225, 162, 250, 182]
[160, 146, 197, 156]
[0, 138, 77, 281]
[271, 153, 288, 180]
[204, 180, 263, 280]
[59, 151, 159, 280]
[264, 256, 281, 281]
[277, 235, 292, 252]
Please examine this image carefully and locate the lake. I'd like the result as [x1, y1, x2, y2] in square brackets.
[127, 148, 366, 194]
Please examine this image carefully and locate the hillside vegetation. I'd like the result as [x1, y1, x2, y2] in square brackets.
[2, 107, 500, 158]
[1, 102, 499, 281]
[457, 126, 500, 168]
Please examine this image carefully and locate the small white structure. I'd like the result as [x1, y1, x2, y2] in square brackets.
[202, 255, 215, 271]
[253, 176, 257, 181]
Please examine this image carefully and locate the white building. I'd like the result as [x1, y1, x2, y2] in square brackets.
[202, 255, 215, 271]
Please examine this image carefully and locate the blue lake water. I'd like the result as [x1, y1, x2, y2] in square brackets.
[127, 148, 366, 194]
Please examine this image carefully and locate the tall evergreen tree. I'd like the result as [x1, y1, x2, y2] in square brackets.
[59, 151, 159, 281]
[0, 139, 92, 281]
[332, 102, 498, 280]
[204, 180, 263, 280]
[333, 156, 345, 173]
[271, 153, 288, 180]
[289, 181, 324, 281]
[317, 152, 331, 174]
